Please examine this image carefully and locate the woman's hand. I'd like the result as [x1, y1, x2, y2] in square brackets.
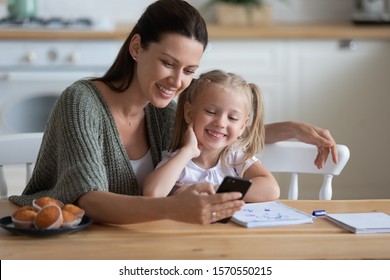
[293, 122, 338, 169]
[79, 187, 242, 225]
[168, 182, 244, 225]
[265, 121, 338, 169]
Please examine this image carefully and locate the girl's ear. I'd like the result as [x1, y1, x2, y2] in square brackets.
[238, 116, 250, 138]
[129, 34, 142, 59]
[184, 101, 193, 125]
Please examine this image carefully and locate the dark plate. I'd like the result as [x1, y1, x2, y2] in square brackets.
[0, 215, 92, 237]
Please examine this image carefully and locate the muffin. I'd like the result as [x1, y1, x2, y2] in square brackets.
[61, 209, 79, 228]
[33, 196, 63, 211]
[61, 204, 85, 219]
[12, 206, 36, 217]
[12, 207, 37, 228]
[34, 205, 63, 230]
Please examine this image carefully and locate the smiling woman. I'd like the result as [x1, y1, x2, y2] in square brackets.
[8, 0, 244, 226]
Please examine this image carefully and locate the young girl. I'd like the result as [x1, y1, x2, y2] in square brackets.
[143, 70, 280, 202]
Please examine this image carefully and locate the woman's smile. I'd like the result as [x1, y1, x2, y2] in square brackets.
[156, 83, 176, 99]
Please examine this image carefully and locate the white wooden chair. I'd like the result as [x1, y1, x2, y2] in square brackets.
[0, 133, 43, 199]
[260, 141, 350, 200]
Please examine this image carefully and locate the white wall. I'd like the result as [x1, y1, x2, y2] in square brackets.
[0, 0, 356, 24]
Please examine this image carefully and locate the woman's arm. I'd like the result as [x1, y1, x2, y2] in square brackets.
[265, 121, 338, 168]
[242, 162, 280, 203]
[78, 183, 244, 225]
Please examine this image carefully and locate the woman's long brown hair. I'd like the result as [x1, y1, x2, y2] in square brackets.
[92, 0, 208, 93]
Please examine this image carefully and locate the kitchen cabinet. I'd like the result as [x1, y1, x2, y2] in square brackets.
[201, 39, 390, 199]
[0, 39, 122, 196]
[199, 40, 289, 124]
[287, 40, 390, 199]
[0, 40, 121, 135]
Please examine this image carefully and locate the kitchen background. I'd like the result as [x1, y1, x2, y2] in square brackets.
[0, 0, 389, 200]
[0, 0, 358, 24]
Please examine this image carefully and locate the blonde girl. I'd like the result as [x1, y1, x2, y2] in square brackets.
[144, 69, 279, 202]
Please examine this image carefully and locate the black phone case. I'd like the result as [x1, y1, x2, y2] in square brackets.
[216, 176, 251, 223]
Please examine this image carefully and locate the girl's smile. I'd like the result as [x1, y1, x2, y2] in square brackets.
[205, 129, 227, 140]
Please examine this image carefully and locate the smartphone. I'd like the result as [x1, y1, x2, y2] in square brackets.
[216, 176, 252, 223]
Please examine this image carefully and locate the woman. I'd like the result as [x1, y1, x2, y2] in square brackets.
[9, 0, 337, 225]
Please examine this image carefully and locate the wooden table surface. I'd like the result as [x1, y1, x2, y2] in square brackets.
[1, 199, 390, 260]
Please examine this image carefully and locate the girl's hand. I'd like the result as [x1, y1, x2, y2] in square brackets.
[182, 123, 201, 158]
[169, 182, 188, 196]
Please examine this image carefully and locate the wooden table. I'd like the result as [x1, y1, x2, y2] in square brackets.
[1, 199, 390, 260]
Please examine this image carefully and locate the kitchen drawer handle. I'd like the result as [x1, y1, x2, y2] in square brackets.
[339, 40, 358, 50]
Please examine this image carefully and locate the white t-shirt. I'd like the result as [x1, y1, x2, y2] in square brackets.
[158, 149, 260, 186]
[129, 149, 154, 188]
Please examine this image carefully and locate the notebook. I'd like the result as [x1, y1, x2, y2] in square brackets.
[231, 201, 315, 228]
[326, 212, 390, 234]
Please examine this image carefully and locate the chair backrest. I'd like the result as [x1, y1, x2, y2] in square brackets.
[260, 141, 350, 200]
[0, 133, 44, 198]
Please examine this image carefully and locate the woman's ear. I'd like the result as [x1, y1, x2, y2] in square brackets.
[129, 34, 142, 60]
[184, 101, 193, 125]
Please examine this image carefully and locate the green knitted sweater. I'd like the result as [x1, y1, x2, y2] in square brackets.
[9, 80, 176, 206]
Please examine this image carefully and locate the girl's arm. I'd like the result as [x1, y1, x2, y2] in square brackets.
[143, 125, 200, 197]
[242, 162, 280, 203]
[143, 147, 197, 197]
